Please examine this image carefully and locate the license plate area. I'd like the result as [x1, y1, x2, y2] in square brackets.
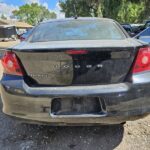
[50, 97, 107, 117]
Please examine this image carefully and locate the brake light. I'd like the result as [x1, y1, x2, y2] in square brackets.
[66, 50, 88, 55]
[1, 51, 24, 76]
[132, 47, 150, 74]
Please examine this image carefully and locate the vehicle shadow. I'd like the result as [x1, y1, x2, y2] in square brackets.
[27, 124, 124, 150]
[1, 120, 124, 150]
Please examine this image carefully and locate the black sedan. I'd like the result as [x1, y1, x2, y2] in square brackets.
[121, 23, 135, 37]
[1, 18, 150, 125]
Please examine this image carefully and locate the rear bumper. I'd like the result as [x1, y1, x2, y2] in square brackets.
[1, 75, 150, 125]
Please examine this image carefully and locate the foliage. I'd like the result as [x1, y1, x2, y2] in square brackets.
[59, 0, 103, 17]
[117, 1, 145, 23]
[59, 0, 150, 23]
[13, 3, 56, 25]
[139, 0, 150, 22]
[1, 14, 7, 20]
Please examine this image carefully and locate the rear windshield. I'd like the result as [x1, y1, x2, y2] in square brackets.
[29, 20, 126, 42]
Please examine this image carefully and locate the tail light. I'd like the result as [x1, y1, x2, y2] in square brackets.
[66, 50, 88, 55]
[132, 47, 150, 74]
[1, 51, 24, 76]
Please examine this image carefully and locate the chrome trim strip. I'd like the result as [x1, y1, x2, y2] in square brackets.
[50, 113, 107, 118]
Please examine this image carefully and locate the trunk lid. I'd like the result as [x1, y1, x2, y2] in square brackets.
[13, 40, 138, 86]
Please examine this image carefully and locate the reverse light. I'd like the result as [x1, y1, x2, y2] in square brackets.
[66, 50, 88, 55]
[132, 47, 150, 74]
[1, 51, 24, 76]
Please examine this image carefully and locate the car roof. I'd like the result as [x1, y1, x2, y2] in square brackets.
[121, 23, 130, 25]
[41, 17, 114, 24]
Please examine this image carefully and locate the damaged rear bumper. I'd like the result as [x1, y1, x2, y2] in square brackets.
[1, 75, 150, 125]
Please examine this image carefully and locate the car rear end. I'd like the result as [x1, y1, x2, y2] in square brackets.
[1, 18, 150, 125]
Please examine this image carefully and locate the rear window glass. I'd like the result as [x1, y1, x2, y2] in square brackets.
[29, 20, 126, 42]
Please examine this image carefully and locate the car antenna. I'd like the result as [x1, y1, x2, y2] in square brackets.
[73, 0, 78, 19]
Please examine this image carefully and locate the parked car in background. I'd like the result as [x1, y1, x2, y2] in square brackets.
[1, 18, 150, 125]
[131, 23, 144, 35]
[18, 28, 33, 41]
[144, 20, 150, 29]
[121, 23, 135, 37]
[134, 27, 150, 44]
[0, 25, 17, 41]
[138, 20, 150, 32]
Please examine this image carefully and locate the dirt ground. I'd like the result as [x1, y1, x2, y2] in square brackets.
[0, 41, 149, 150]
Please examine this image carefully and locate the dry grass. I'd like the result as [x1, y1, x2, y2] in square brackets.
[0, 40, 20, 49]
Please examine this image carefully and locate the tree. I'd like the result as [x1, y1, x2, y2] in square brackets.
[1, 14, 7, 20]
[59, 0, 103, 18]
[117, 1, 145, 23]
[59, 0, 150, 23]
[102, 0, 145, 23]
[13, 3, 57, 25]
[139, 0, 150, 22]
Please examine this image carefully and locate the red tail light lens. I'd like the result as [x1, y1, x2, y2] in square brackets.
[66, 50, 88, 55]
[1, 51, 24, 76]
[132, 47, 150, 74]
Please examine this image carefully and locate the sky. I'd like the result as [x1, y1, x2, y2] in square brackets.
[0, 0, 65, 18]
